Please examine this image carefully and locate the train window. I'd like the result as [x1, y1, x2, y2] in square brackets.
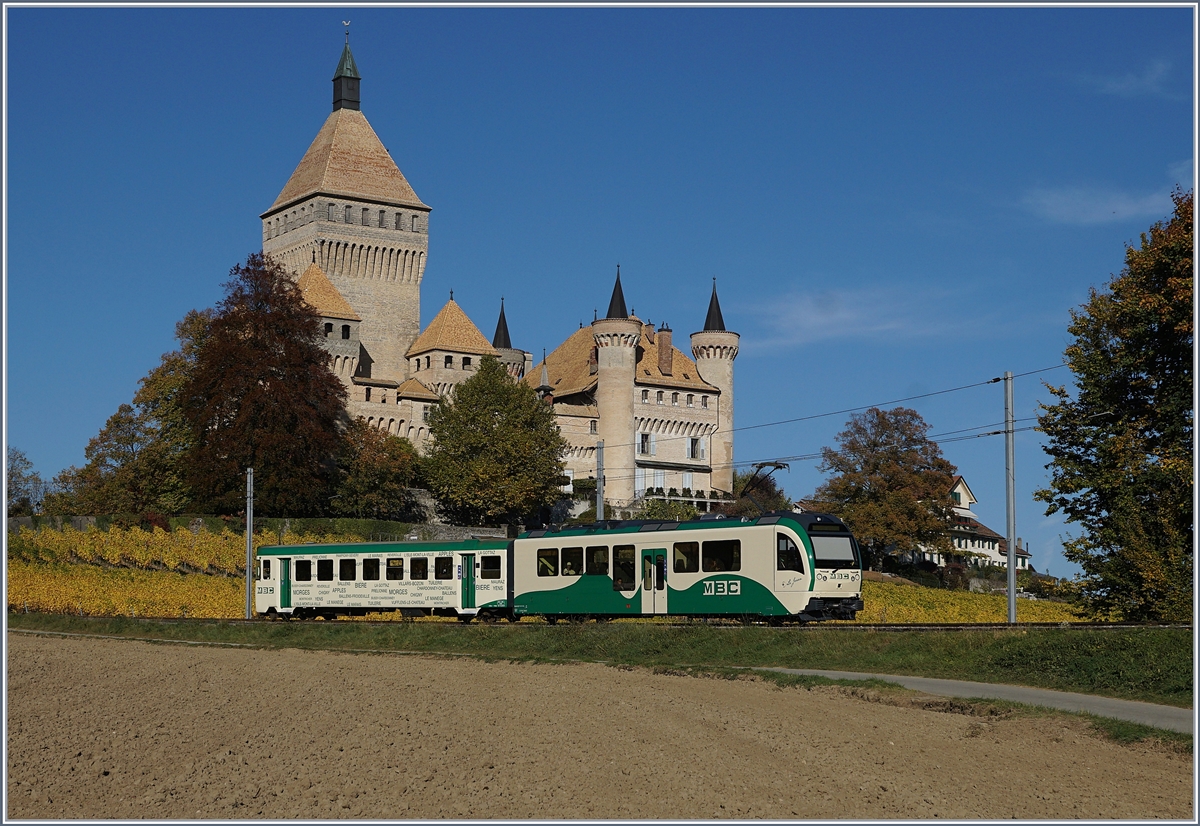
[411, 558, 428, 579]
[363, 558, 381, 580]
[612, 545, 636, 590]
[561, 547, 583, 576]
[317, 559, 334, 581]
[340, 559, 356, 581]
[537, 548, 559, 577]
[481, 555, 502, 579]
[586, 546, 609, 576]
[386, 558, 404, 580]
[435, 557, 454, 579]
[811, 535, 857, 567]
[673, 542, 699, 573]
[777, 534, 805, 573]
[295, 560, 312, 581]
[260, 559, 271, 580]
[702, 539, 741, 572]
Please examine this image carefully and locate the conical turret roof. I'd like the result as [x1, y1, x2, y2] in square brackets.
[296, 260, 360, 321]
[265, 108, 428, 214]
[492, 299, 513, 349]
[407, 299, 498, 358]
[605, 267, 628, 319]
[703, 280, 726, 331]
[333, 42, 360, 80]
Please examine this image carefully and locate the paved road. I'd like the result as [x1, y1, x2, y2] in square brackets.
[758, 668, 1194, 735]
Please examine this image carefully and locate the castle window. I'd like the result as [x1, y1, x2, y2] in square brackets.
[345, 205, 352, 222]
[463, 357, 472, 369]
[639, 434, 651, 455]
[689, 438, 704, 460]
[687, 394, 694, 407]
[412, 215, 419, 232]
[379, 209, 386, 227]
[395, 213, 403, 230]
[656, 391, 664, 405]
[381, 392, 387, 404]
[671, 392, 679, 406]
[425, 356, 431, 369]
[423, 405, 431, 423]
[590, 420, 597, 435]
[414, 359, 420, 372]
[641, 389, 649, 403]
[362, 208, 369, 226]
[341, 325, 351, 340]
[701, 395, 709, 409]
[328, 203, 336, 221]
[445, 355, 454, 369]
[365, 388, 372, 401]
[324, 323, 333, 337]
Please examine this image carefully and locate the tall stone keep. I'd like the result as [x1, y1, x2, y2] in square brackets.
[261, 39, 430, 384]
[690, 281, 739, 495]
[592, 269, 642, 504]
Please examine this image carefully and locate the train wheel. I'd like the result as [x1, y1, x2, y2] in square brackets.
[478, 611, 497, 624]
[458, 614, 474, 624]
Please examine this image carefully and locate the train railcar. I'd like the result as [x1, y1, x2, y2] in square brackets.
[253, 511, 862, 623]
[512, 511, 861, 623]
[254, 539, 510, 621]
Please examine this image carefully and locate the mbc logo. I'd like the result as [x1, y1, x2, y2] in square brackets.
[703, 580, 741, 596]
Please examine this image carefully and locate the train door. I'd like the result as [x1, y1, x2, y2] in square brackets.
[279, 558, 292, 609]
[460, 553, 476, 610]
[641, 548, 668, 614]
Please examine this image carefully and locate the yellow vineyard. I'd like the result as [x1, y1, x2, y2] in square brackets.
[853, 580, 1081, 624]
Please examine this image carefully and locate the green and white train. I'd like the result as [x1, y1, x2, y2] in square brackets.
[254, 511, 863, 624]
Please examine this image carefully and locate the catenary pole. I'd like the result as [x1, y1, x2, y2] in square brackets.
[245, 468, 254, 619]
[596, 441, 605, 522]
[1004, 372, 1016, 624]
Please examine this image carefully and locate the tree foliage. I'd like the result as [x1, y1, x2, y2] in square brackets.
[333, 418, 424, 521]
[7, 448, 46, 517]
[423, 356, 567, 526]
[640, 498, 700, 522]
[811, 407, 958, 569]
[181, 253, 346, 516]
[42, 311, 214, 516]
[714, 469, 794, 519]
[1037, 189, 1193, 622]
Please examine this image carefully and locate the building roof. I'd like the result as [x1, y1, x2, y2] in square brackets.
[525, 321, 719, 399]
[407, 299, 498, 358]
[606, 268, 628, 319]
[703, 280, 727, 332]
[394, 377, 441, 401]
[492, 300, 512, 349]
[265, 108, 428, 214]
[296, 261, 360, 321]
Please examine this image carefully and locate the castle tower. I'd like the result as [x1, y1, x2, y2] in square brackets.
[261, 37, 430, 385]
[690, 280, 739, 495]
[492, 298, 526, 379]
[592, 268, 642, 505]
[296, 258, 362, 386]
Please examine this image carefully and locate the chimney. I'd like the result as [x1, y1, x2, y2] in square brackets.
[657, 323, 673, 376]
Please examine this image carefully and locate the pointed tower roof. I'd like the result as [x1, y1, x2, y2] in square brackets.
[333, 42, 360, 80]
[296, 260, 360, 321]
[407, 299, 498, 358]
[605, 266, 628, 319]
[703, 279, 726, 331]
[492, 299, 513, 349]
[265, 108, 428, 214]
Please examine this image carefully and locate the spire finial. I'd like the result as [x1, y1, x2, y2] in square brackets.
[343, 20, 350, 43]
[312, 249, 316, 263]
[450, 289, 454, 301]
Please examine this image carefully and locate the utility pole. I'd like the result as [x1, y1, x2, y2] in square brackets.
[245, 468, 254, 620]
[595, 441, 605, 522]
[1004, 372, 1016, 624]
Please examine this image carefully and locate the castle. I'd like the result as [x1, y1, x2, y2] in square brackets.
[261, 40, 738, 508]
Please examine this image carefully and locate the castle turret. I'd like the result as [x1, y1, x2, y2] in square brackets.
[593, 267, 641, 505]
[492, 298, 526, 379]
[690, 280, 739, 495]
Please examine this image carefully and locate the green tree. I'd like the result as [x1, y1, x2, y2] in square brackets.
[811, 407, 958, 570]
[333, 418, 423, 520]
[6, 448, 46, 516]
[181, 253, 346, 516]
[1037, 189, 1193, 622]
[640, 498, 699, 522]
[715, 469, 794, 519]
[423, 356, 567, 527]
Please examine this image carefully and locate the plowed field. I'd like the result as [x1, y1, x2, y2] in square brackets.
[6, 633, 1192, 820]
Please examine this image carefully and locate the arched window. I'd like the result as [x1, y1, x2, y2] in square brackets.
[425, 356, 430, 369]
[641, 389, 649, 403]
[656, 391, 664, 405]
[590, 420, 598, 435]
[379, 209, 386, 228]
[701, 395, 709, 409]
[671, 392, 679, 406]
[414, 359, 421, 372]
[341, 325, 350, 340]
[444, 355, 454, 368]
[687, 394, 694, 407]
[365, 388, 372, 402]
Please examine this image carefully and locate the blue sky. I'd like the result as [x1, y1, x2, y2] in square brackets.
[5, 6, 1194, 579]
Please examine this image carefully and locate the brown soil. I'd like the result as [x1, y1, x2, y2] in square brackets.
[6, 632, 1193, 820]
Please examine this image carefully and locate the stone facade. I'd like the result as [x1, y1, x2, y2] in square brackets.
[263, 42, 737, 511]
